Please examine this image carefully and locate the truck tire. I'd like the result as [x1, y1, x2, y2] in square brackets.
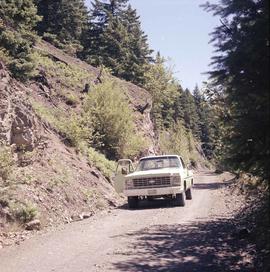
[128, 196, 138, 209]
[174, 193, 185, 207]
[185, 187, 192, 200]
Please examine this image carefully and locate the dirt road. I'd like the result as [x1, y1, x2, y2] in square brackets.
[0, 171, 256, 272]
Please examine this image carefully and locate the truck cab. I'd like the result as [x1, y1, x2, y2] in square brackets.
[114, 155, 193, 209]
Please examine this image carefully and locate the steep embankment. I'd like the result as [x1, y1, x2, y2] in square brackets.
[34, 40, 157, 155]
[0, 40, 158, 247]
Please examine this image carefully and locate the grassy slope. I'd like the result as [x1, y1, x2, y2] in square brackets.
[0, 40, 157, 245]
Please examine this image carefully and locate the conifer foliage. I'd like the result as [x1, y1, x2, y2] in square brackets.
[35, 0, 88, 54]
[203, 0, 269, 179]
[0, 0, 41, 80]
[81, 0, 152, 85]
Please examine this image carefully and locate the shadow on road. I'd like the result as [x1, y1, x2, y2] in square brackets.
[193, 182, 225, 190]
[112, 219, 255, 272]
[118, 198, 174, 210]
[193, 177, 236, 191]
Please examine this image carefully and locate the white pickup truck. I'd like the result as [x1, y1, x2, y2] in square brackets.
[114, 155, 193, 209]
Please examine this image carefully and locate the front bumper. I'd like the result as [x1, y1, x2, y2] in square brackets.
[123, 186, 183, 197]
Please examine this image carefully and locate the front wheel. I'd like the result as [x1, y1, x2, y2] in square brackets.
[127, 196, 138, 209]
[173, 193, 185, 207]
[185, 187, 192, 200]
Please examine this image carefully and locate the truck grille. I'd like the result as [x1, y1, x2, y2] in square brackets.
[132, 176, 171, 188]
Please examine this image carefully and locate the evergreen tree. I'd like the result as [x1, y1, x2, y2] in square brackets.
[193, 85, 215, 159]
[119, 4, 153, 85]
[175, 88, 199, 136]
[0, 0, 41, 80]
[35, 0, 88, 48]
[81, 0, 152, 85]
[81, 0, 128, 66]
[98, 16, 130, 75]
[202, 0, 269, 179]
[0, 0, 40, 31]
[173, 85, 185, 122]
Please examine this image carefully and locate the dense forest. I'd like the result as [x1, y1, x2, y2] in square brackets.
[0, 0, 269, 181]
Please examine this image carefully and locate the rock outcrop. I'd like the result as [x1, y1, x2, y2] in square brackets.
[0, 62, 39, 151]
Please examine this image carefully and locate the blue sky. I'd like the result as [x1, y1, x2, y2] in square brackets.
[85, 0, 220, 90]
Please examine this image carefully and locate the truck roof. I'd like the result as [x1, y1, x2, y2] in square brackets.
[139, 155, 180, 161]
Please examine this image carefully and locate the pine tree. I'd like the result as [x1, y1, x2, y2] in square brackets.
[202, 0, 269, 179]
[173, 85, 185, 122]
[81, 0, 152, 85]
[35, 0, 88, 47]
[0, 0, 40, 31]
[175, 88, 199, 136]
[119, 4, 153, 85]
[193, 85, 215, 159]
[0, 0, 41, 80]
[81, 0, 127, 67]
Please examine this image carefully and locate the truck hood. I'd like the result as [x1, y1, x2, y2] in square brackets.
[126, 168, 180, 179]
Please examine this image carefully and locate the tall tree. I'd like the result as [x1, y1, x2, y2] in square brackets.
[35, 0, 88, 45]
[202, 0, 269, 179]
[80, 0, 128, 66]
[81, 0, 152, 85]
[193, 85, 215, 159]
[144, 53, 179, 129]
[175, 88, 200, 136]
[119, 4, 153, 85]
[0, 0, 41, 80]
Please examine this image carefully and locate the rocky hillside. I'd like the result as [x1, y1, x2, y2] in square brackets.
[0, 40, 159, 246]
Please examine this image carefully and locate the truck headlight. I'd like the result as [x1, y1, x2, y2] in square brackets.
[125, 179, 133, 189]
[171, 176, 181, 186]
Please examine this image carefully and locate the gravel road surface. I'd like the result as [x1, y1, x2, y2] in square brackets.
[0, 171, 256, 272]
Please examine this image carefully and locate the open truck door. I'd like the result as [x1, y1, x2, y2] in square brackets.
[113, 159, 134, 193]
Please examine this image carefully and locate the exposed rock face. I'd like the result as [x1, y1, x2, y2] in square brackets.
[10, 106, 36, 151]
[0, 62, 12, 143]
[0, 62, 39, 150]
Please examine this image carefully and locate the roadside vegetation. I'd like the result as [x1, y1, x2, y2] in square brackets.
[0, 0, 267, 184]
[202, 1, 269, 269]
[0, 0, 216, 165]
[0, 0, 269, 267]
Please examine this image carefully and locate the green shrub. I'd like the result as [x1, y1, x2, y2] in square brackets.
[0, 27, 38, 81]
[82, 188, 98, 203]
[62, 42, 83, 56]
[31, 100, 92, 147]
[33, 51, 93, 89]
[60, 115, 92, 147]
[160, 121, 197, 164]
[12, 202, 38, 223]
[86, 147, 116, 179]
[83, 79, 145, 160]
[61, 91, 80, 106]
[0, 0, 41, 31]
[43, 32, 64, 49]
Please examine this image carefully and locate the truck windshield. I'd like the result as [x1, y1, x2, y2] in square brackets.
[136, 157, 180, 171]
